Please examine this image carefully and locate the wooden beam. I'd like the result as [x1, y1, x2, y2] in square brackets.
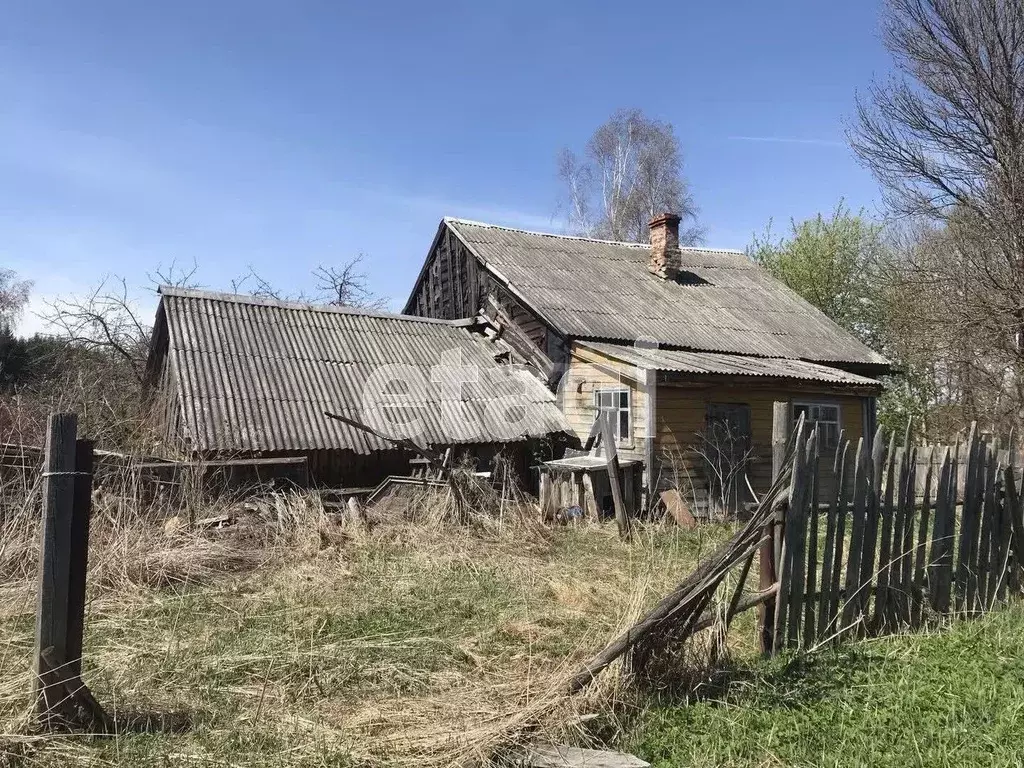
[34, 413, 77, 719]
[600, 412, 631, 540]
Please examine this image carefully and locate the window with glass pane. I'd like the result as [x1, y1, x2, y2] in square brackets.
[594, 388, 631, 443]
[793, 402, 841, 449]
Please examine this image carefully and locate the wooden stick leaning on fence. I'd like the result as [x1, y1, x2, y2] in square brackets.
[565, 446, 796, 695]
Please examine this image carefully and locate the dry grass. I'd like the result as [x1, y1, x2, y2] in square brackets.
[0, 470, 749, 767]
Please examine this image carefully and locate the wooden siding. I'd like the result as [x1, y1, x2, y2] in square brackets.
[562, 346, 649, 462]
[655, 381, 868, 503]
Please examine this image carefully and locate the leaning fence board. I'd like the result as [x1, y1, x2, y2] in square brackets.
[933, 447, 957, 613]
[841, 438, 869, 633]
[870, 434, 897, 631]
[980, 449, 1000, 609]
[818, 438, 848, 640]
[1004, 464, 1024, 594]
[787, 430, 815, 647]
[774, 420, 807, 652]
[894, 444, 916, 625]
[803, 428, 821, 646]
[857, 428, 886, 628]
[911, 448, 934, 628]
[956, 427, 980, 609]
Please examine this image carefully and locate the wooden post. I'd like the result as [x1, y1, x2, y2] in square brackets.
[760, 401, 790, 653]
[33, 413, 78, 719]
[65, 439, 94, 680]
[599, 412, 631, 540]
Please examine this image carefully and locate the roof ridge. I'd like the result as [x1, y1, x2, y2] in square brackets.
[444, 216, 744, 254]
[158, 286, 475, 327]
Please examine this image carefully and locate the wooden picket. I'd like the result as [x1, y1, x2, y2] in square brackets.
[767, 417, 1024, 652]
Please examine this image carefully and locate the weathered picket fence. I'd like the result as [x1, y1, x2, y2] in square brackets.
[768, 416, 1024, 652]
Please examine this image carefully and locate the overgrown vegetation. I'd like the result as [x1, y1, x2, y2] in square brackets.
[0, 466, 744, 767]
[635, 603, 1024, 767]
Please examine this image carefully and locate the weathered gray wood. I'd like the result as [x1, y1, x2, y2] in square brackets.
[964, 440, 988, 612]
[930, 448, 956, 613]
[760, 401, 790, 653]
[516, 744, 650, 767]
[955, 424, 980, 610]
[774, 419, 806, 651]
[1003, 464, 1024, 594]
[898, 444, 918, 624]
[841, 438, 869, 632]
[911, 448, 934, 627]
[803, 427, 821, 646]
[599, 413, 630, 540]
[65, 439, 94, 681]
[979, 447, 999, 609]
[33, 413, 78, 719]
[857, 427, 886, 627]
[873, 442, 898, 631]
[820, 438, 850, 640]
[786, 429, 814, 647]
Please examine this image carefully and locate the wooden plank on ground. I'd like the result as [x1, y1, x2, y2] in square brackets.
[516, 744, 650, 767]
[660, 489, 696, 529]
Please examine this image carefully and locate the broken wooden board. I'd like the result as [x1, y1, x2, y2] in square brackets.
[512, 744, 650, 768]
[660, 489, 696, 529]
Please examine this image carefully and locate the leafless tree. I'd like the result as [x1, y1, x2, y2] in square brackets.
[850, 0, 1024, 437]
[39, 277, 152, 382]
[231, 255, 386, 309]
[558, 109, 702, 244]
[312, 254, 386, 309]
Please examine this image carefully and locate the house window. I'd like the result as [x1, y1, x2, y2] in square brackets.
[594, 388, 631, 444]
[793, 401, 841, 450]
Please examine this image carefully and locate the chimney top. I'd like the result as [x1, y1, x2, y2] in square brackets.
[648, 212, 682, 280]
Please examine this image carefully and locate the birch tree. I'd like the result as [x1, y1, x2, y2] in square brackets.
[559, 109, 702, 244]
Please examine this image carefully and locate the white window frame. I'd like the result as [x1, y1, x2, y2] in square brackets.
[793, 400, 842, 450]
[594, 387, 632, 446]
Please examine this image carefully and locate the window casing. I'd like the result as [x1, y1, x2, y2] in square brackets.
[793, 401, 841, 450]
[594, 388, 631, 444]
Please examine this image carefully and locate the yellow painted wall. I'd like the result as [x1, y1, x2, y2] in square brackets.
[561, 346, 649, 462]
[563, 342, 877, 505]
[655, 382, 868, 497]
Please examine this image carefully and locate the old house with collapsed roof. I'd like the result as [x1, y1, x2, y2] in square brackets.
[144, 288, 573, 488]
[405, 214, 890, 512]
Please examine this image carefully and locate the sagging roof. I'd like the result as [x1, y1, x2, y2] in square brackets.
[439, 218, 889, 369]
[577, 341, 882, 389]
[150, 287, 572, 455]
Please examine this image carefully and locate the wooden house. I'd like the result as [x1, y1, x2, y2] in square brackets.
[404, 214, 890, 513]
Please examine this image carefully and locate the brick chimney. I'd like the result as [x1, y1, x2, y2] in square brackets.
[647, 212, 681, 279]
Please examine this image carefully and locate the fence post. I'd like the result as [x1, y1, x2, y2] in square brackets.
[33, 413, 78, 719]
[66, 439, 94, 680]
[759, 401, 790, 653]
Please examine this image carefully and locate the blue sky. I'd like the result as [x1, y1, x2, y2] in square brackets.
[1, 0, 893, 333]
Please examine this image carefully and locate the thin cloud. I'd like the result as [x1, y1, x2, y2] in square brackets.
[728, 135, 846, 148]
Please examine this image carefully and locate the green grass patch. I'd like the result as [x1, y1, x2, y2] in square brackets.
[635, 604, 1024, 767]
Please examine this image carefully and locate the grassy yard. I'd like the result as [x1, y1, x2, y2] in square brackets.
[634, 603, 1024, 767]
[0, 485, 742, 767]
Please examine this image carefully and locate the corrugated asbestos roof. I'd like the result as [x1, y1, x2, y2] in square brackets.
[444, 218, 889, 367]
[577, 341, 881, 388]
[155, 287, 572, 454]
